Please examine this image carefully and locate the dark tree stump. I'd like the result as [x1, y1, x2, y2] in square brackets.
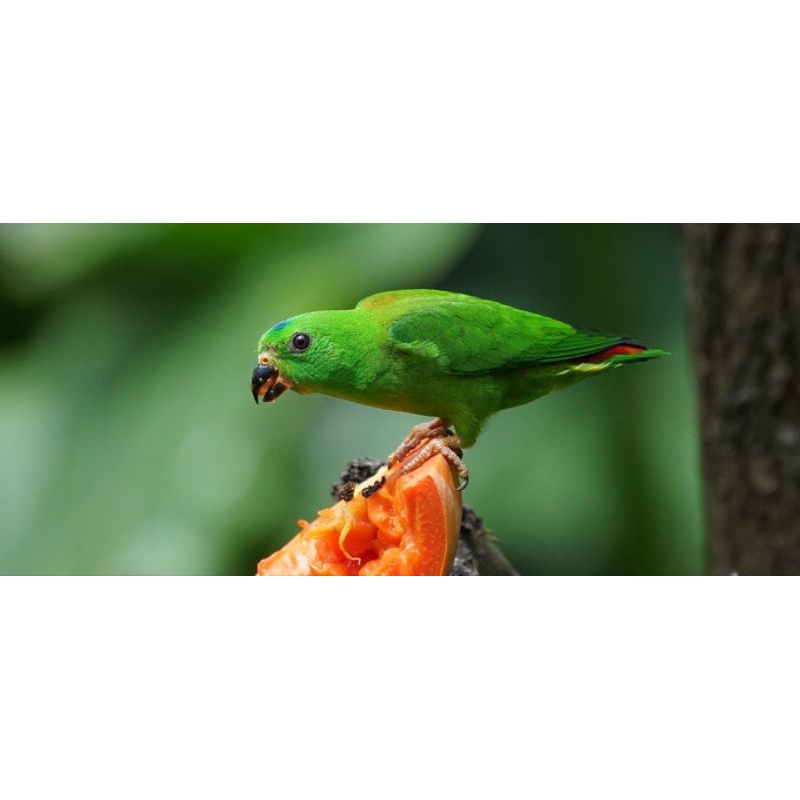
[682, 224, 800, 575]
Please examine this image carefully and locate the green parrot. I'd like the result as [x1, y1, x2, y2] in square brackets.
[251, 289, 666, 488]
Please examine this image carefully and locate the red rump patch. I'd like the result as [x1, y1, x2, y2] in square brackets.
[579, 344, 646, 363]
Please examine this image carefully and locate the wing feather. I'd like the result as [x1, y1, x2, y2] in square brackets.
[358, 290, 623, 375]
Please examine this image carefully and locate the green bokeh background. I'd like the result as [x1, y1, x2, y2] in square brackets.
[0, 224, 703, 575]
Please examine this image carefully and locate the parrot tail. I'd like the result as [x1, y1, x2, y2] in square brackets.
[577, 343, 669, 364]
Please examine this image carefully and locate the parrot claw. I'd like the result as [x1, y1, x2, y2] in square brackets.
[386, 418, 469, 492]
[388, 418, 452, 467]
[394, 433, 469, 492]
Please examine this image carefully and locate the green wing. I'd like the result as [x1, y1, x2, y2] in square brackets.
[358, 289, 635, 374]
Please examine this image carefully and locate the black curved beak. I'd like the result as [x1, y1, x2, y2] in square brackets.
[251, 363, 276, 404]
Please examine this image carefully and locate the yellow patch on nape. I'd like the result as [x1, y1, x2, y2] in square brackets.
[356, 290, 411, 310]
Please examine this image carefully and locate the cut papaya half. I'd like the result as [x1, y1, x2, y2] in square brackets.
[256, 453, 463, 576]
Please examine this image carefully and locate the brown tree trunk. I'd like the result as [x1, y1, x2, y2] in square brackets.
[682, 224, 800, 575]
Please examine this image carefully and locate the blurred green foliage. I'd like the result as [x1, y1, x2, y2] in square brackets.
[0, 224, 702, 574]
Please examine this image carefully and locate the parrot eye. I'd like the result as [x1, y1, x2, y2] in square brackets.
[289, 332, 312, 352]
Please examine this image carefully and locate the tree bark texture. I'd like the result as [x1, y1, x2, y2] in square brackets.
[682, 224, 800, 575]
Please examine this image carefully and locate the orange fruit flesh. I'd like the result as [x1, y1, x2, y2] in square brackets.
[256, 453, 462, 576]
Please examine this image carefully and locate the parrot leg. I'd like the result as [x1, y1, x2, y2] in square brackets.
[361, 419, 468, 497]
[387, 418, 452, 467]
[396, 435, 469, 491]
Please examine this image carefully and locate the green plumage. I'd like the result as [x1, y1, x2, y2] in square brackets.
[255, 289, 666, 447]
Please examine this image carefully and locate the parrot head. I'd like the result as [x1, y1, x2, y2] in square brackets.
[252, 311, 354, 404]
[252, 316, 307, 404]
